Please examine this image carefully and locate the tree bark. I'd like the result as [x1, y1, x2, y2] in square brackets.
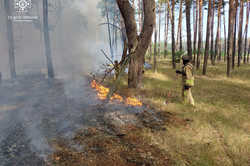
[243, 2, 249, 63]
[138, 0, 142, 32]
[4, 0, 16, 79]
[177, 0, 183, 51]
[121, 36, 128, 63]
[248, 41, 250, 63]
[171, 0, 176, 69]
[215, 0, 222, 63]
[158, 3, 162, 57]
[202, 0, 212, 75]
[186, 0, 192, 60]
[193, 0, 198, 64]
[43, 0, 54, 78]
[120, 16, 128, 63]
[227, 0, 236, 77]
[210, 0, 215, 65]
[117, 0, 156, 88]
[164, 3, 169, 58]
[223, 2, 227, 62]
[196, 0, 203, 69]
[237, 0, 244, 67]
[232, 1, 238, 70]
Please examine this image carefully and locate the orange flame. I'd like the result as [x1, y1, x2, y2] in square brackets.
[91, 80, 142, 106]
[126, 97, 143, 107]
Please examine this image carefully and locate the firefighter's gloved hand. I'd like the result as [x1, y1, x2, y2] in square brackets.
[176, 70, 182, 74]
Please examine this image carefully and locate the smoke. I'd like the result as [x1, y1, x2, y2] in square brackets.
[52, 0, 109, 78]
[0, 0, 123, 162]
[0, 1, 130, 165]
[0, 0, 122, 79]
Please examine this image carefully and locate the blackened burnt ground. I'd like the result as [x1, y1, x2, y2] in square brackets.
[0, 75, 104, 165]
[0, 75, 184, 165]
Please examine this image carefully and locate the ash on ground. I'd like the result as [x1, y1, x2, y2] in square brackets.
[0, 74, 146, 166]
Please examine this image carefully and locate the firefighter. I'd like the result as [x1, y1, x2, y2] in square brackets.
[176, 56, 195, 106]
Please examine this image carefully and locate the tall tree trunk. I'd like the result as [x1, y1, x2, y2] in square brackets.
[179, 24, 183, 51]
[186, 0, 192, 60]
[43, 0, 54, 78]
[196, 0, 203, 69]
[202, 0, 212, 75]
[248, 41, 250, 63]
[227, 0, 236, 77]
[171, 0, 176, 69]
[4, 0, 16, 79]
[121, 41, 128, 63]
[164, 3, 169, 58]
[193, 0, 198, 64]
[223, 2, 227, 62]
[154, 26, 157, 72]
[232, 1, 238, 70]
[237, 0, 244, 67]
[243, 2, 249, 64]
[218, 31, 222, 61]
[138, 0, 142, 32]
[210, 0, 215, 65]
[158, 3, 162, 57]
[117, 0, 156, 88]
[177, 0, 183, 51]
[215, 0, 222, 63]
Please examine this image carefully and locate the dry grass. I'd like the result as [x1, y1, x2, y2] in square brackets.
[99, 59, 250, 165]
[126, 59, 250, 166]
[50, 59, 250, 166]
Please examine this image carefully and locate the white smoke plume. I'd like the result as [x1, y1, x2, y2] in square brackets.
[0, 0, 122, 79]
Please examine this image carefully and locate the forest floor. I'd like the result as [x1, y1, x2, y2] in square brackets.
[50, 59, 250, 166]
[108, 59, 250, 166]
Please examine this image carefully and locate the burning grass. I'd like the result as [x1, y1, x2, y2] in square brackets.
[91, 80, 142, 106]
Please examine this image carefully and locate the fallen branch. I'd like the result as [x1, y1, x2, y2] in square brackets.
[101, 49, 114, 66]
[99, 23, 122, 31]
[99, 67, 115, 84]
[106, 51, 134, 100]
[91, 49, 133, 104]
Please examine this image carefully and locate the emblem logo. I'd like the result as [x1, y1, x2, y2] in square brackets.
[14, 0, 32, 12]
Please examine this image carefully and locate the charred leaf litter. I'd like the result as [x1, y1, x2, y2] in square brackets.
[0, 74, 172, 166]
